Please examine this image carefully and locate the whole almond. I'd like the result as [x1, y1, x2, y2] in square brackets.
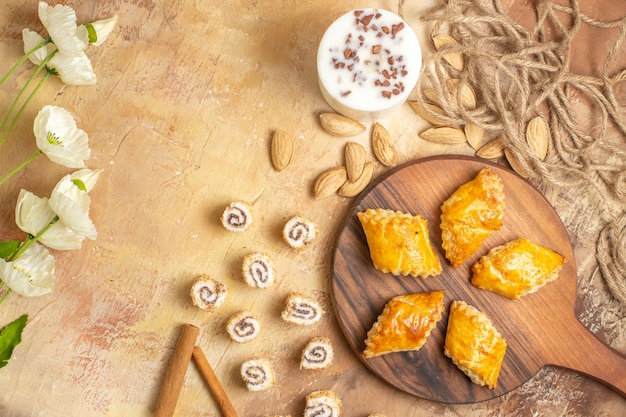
[505, 148, 530, 178]
[447, 79, 477, 110]
[476, 138, 506, 159]
[526, 116, 549, 160]
[271, 130, 294, 172]
[319, 113, 366, 137]
[339, 161, 374, 197]
[432, 34, 464, 71]
[419, 126, 467, 145]
[408, 100, 449, 126]
[313, 166, 348, 199]
[372, 122, 397, 167]
[345, 142, 366, 182]
[464, 123, 485, 150]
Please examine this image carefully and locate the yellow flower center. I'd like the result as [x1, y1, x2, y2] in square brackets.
[47, 131, 63, 146]
[12, 264, 32, 279]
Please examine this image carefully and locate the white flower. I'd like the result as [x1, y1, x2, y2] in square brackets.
[77, 15, 118, 47]
[34, 105, 90, 168]
[0, 242, 56, 297]
[38, 1, 85, 56]
[22, 29, 96, 85]
[49, 169, 103, 240]
[15, 190, 86, 250]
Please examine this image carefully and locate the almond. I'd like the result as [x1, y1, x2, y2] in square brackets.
[339, 161, 374, 197]
[526, 116, 549, 160]
[476, 138, 505, 159]
[270, 130, 294, 172]
[345, 142, 366, 182]
[447, 79, 477, 110]
[319, 113, 366, 137]
[419, 126, 467, 145]
[408, 100, 449, 126]
[505, 148, 530, 178]
[432, 34, 464, 71]
[464, 123, 485, 150]
[313, 166, 348, 199]
[372, 122, 397, 167]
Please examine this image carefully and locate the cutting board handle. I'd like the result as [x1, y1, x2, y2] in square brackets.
[549, 312, 626, 397]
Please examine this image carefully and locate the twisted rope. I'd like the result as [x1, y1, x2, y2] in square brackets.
[400, 0, 626, 304]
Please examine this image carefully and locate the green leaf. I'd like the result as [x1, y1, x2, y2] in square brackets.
[0, 314, 28, 368]
[0, 240, 20, 260]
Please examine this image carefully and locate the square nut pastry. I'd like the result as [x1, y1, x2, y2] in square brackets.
[440, 167, 505, 267]
[444, 300, 507, 389]
[357, 208, 442, 278]
[364, 291, 445, 358]
[471, 237, 566, 299]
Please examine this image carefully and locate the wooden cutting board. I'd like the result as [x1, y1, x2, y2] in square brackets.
[331, 155, 626, 404]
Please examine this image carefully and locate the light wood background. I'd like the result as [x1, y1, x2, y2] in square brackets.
[0, 1, 624, 416]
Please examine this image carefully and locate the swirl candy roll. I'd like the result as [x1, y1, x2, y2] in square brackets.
[221, 201, 253, 232]
[317, 8, 422, 121]
[240, 358, 275, 391]
[283, 216, 318, 249]
[190, 275, 227, 311]
[281, 292, 324, 326]
[242, 252, 276, 288]
[300, 337, 334, 370]
[304, 390, 342, 417]
[226, 311, 260, 343]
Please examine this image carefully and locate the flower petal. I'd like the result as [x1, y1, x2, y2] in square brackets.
[0, 242, 56, 297]
[14, 189, 85, 250]
[48, 169, 102, 240]
[34, 105, 90, 168]
[38, 1, 85, 56]
[47, 51, 96, 85]
[15, 190, 56, 235]
[77, 15, 118, 46]
[22, 29, 54, 65]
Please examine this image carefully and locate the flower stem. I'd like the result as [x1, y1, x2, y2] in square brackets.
[0, 50, 57, 147]
[0, 149, 43, 186]
[7, 216, 60, 262]
[0, 288, 13, 307]
[0, 37, 51, 90]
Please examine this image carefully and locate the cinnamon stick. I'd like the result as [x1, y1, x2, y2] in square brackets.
[154, 323, 199, 417]
[192, 346, 239, 417]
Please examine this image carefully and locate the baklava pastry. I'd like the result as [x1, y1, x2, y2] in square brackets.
[444, 301, 507, 389]
[440, 167, 505, 267]
[471, 237, 566, 299]
[357, 208, 442, 278]
[363, 291, 445, 358]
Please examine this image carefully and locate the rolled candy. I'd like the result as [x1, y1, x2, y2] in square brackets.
[300, 337, 334, 370]
[221, 201, 253, 232]
[283, 216, 317, 249]
[190, 275, 227, 311]
[226, 311, 260, 343]
[242, 252, 276, 289]
[304, 390, 342, 417]
[240, 358, 275, 392]
[281, 292, 323, 326]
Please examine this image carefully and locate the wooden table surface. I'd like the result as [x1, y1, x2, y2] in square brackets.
[0, 1, 624, 416]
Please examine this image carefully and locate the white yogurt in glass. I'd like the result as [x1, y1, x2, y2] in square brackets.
[317, 8, 422, 121]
